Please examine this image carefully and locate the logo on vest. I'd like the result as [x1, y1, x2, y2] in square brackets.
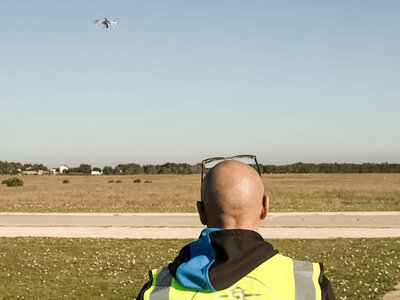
[215, 286, 261, 299]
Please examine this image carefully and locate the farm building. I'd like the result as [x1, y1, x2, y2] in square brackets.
[59, 164, 69, 174]
[51, 164, 69, 175]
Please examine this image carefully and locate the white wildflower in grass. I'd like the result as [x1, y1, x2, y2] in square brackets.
[0, 237, 399, 299]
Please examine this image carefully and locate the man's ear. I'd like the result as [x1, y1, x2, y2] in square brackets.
[260, 195, 269, 220]
[196, 201, 208, 225]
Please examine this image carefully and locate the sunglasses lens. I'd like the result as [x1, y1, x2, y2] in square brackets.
[203, 158, 225, 170]
[202, 155, 260, 181]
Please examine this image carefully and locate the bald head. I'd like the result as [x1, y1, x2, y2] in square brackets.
[198, 160, 268, 231]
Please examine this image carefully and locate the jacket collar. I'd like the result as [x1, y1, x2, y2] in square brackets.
[169, 228, 278, 291]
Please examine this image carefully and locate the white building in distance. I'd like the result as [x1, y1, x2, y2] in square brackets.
[51, 164, 69, 175]
[59, 164, 69, 174]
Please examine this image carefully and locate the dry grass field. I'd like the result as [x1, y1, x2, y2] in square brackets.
[0, 173, 399, 212]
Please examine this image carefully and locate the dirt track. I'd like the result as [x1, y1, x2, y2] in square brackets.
[1, 226, 399, 239]
[0, 212, 399, 238]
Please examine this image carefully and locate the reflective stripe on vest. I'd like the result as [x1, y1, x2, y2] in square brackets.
[293, 259, 321, 300]
[145, 267, 173, 300]
[144, 255, 322, 300]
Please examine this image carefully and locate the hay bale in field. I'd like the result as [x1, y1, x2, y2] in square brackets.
[62, 179, 70, 184]
[133, 179, 141, 183]
[144, 180, 152, 183]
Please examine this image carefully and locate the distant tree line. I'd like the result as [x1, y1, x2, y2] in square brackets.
[66, 164, 92, 175]
[259, 162, 400, 174]
[0, 161, 48, 175]
[78, 162, 400, 174]
[1, 160, 400, 175]
[102, 163, 202, 175]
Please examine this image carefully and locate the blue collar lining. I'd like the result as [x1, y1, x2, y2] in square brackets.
[175, 228, 221, 291]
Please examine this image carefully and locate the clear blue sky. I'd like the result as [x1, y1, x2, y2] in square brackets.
[1, 1, 399, 167]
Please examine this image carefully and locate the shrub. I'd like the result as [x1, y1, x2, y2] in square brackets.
[62, 179, 70, 184]
[2, 177, 24, 187]
[116, 180, 122, 183]
[108, 180, 114, 183]
[133, 179, 141, 183]
[144, 180, 152, 183]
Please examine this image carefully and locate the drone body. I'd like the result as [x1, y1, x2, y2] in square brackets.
[94, 18, 118, 29]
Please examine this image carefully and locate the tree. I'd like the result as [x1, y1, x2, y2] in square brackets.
[143, 165, 159, 174]
[103, 166, 113, 175]
[117, 163, 143, 175]
[78, 164, 91, 174]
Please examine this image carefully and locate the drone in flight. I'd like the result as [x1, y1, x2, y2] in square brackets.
[94, 18, 119, 29]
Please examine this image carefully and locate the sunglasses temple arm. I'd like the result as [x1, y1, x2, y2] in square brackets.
[254, 157, 261, 176]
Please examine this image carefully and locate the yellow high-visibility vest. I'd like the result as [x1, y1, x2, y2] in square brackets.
[143, 254, 322, 300]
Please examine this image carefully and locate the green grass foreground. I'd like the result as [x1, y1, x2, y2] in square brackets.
[0, 238, 399, 299]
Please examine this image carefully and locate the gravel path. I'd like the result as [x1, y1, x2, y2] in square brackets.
[0, 211, 399, 238]
[1, 226, 400, 239]
[1, 211, 399, 228]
